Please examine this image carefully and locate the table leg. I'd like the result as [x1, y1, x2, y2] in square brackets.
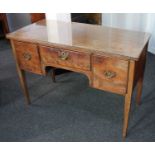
[123, 60, 135, 139]
[136, 77, 144, 105]
[17, 70, 31, 105]
[136, 49, 147, 105]
[11, 40, 31, 105]
[51, 68, 56, 82]
[123, 94, 132, 139]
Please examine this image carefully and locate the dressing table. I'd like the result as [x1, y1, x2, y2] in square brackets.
[6, 20, 150, 139]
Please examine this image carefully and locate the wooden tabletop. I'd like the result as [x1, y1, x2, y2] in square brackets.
[7, 19, 150, 60]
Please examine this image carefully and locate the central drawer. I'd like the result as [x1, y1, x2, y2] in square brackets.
[39, 46, 91, 71]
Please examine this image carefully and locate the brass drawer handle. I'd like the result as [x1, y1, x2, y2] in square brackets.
[104, 70, 116, 79]
[58, 51, 69, 60]
[23, 52, 31, 61]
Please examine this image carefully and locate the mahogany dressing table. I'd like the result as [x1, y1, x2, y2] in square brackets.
[6, 20, 150, 139]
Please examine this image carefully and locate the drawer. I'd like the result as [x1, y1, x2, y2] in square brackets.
[39, 46, 91, 71]
[14, 41, 42, 74]
[92, 55, 129, 94]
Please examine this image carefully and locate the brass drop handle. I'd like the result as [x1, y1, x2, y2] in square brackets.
[23, 52, 31, 61]
[59, 51, 69, 60]
[104, 70, 116, 79]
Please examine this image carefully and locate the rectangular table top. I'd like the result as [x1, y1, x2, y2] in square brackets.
[7, 19, 150, 60]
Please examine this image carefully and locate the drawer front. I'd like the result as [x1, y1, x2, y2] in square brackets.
[39, 46, 91, 71]
[14, 41, 42, 74]
[92, 55, 129, 94]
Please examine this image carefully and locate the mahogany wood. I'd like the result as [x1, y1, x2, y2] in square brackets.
[14, 41, 43, 75]
[39, 46, 91, 71]
[6, 19, 150, 139]
[6, 20, 150, 61]
[92, 55, 129, 95]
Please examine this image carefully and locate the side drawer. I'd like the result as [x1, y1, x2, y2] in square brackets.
[14, 41, 42, 74]
[39, 46, 91, 71]
[92, 55, 129, 95]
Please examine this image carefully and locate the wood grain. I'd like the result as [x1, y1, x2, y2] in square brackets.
[123, 60, 135, 139]
[39, 46, 91, 71]
[6, 20, 150, 61]
[92, 55, 129, 95]
[7, 19, 150, 139]
[14, 41, 43, 75]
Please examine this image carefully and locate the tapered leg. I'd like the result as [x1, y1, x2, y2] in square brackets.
[51, 68, 56, 82]
[123, 60, 135, 139]
[136, 77, 143, 105]
[136, 48, 147, 105]
[18, 69, 31, 105]
[10, 40, 31, 105]
[123, 94, 132, 139]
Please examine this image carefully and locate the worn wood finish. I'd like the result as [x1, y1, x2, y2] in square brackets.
[6, 20, 150, 61]
[39, 46, 91, 71]
[10, 40, 31, 105]
[92, 55, 129, 95]
[6, 19, 150, 139]
[14, 41, 43, 75]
